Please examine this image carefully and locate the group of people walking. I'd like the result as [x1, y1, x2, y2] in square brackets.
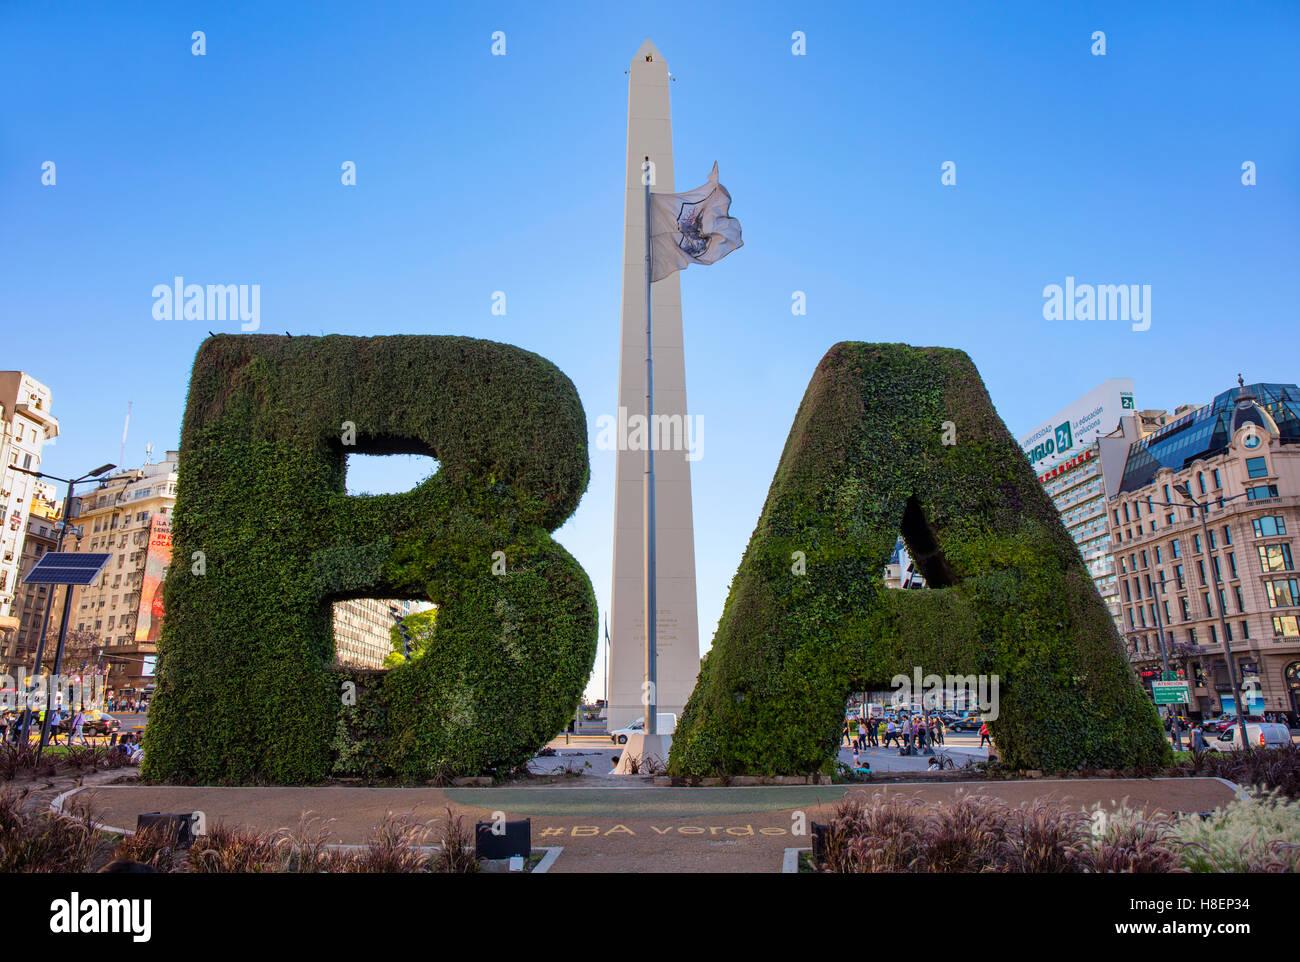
[844, 715, 947, 754]
[1, 706, 90, 745]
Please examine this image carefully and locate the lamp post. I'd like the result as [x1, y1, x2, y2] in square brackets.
[388, 605, 411, 662]
[11, 463, 115, 743]
[1172, 482, 1252, 751]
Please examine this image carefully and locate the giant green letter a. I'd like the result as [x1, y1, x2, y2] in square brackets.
[670, 343, 1169, 775]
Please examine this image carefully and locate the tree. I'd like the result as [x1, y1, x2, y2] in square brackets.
[384, 608, 437, 668]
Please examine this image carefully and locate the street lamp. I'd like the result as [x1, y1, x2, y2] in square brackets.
[12, 462, 115, 743]
[1172, 481, 1252, 751]
[388, 605, 411, 662]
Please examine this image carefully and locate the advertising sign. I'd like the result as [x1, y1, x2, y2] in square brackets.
[135, 516, 172, 642]
[1018, 378, 1136, 472]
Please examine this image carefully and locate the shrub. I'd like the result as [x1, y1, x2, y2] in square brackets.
[187, 822, 284, 873]
[348, 813, 431, 873]
[1000, 801, 1088, 873]
[1176, 789, 1300, 873]
[431, 807, 479, 874]
[1185, 745, 1300, 800]
[144, 334, 598, 784]
[0, 790, 102, 873]
[1083, 804, 1182, 874]
[671, 343, 1169, 776]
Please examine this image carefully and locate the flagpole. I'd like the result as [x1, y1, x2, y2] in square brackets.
[643, 157, 658, 738]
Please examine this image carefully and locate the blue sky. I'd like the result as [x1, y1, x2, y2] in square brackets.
[3, 2, 1297, 699]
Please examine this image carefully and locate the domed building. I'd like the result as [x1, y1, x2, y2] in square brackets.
[1109, 378, 1300, 724]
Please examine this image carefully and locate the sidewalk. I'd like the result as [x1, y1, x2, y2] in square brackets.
[65, 775, 1240, 873]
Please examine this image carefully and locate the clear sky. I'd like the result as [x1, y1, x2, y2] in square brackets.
[3, 2, 1297, 700]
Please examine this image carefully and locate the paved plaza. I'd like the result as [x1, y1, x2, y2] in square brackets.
[68, 775, 1239, 873]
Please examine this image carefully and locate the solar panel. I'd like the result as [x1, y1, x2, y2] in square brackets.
[22, 552, 111, 586]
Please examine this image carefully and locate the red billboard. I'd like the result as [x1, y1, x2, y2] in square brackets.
[135, 516, 172, 642]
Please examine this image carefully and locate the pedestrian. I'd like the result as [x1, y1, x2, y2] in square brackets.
[867, 716, 878, 748]
[885, 718, 897, 749]
[1191, 725, 1206, 753]
[979, 721, 991, 749]
[70, 708, 88, 747]
[842, 719, 851, 749]
[934, 716, 944, 746]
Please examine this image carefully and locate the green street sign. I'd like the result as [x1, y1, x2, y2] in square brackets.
[1152, 680, 1190, 705]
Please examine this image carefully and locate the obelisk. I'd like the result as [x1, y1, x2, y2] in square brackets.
[607, 39, 701, 731]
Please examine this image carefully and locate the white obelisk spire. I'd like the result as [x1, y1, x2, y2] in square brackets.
[608, 39, 700, 731]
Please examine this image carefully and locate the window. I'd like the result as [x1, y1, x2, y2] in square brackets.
[1197, 560, 1206, 585]
[1210, 624, 1218, 645]
[1246, 484, 1279, 501]
[1172, 539, 1182, 559]
[1203, 593, 1213, 616]
[1123, 503, 1130, 522]
[1253, 516, 1287, 537]
[1197, 472, 1206, 495]
[1273, 615, 1300, 637]
[1246, 457, 1269, 479]
[1209, 530, 1217, 550]
[1163, 600, 1172, 622]
[1223, 525, 1232, 546]
[1155, 545, 1163, 564]
[1242, 621, 1250, 639]
[1235, 585, 1245, 612]
[1180, 597, 1191, 620]
[1189, 627, 1199, 645]
[1266, 578, 1300, 608]
[1140, 550, 1148, 569]
[1175, 564, 1185, 589]
[1229, 552, 1238, 578]
[1124, 581, 1131, 602]
[1113, 509, 1121, 525]
[1212, 556, 1221, 581]
[1213, 469, 1222, 489]
[1193, 534, 1202, 553]
[1258, 543, 1295, 573]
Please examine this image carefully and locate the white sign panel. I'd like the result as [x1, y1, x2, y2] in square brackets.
[1018, 378, 1136, 471]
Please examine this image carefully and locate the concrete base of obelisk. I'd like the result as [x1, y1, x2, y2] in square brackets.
[612, 733, 673, 775]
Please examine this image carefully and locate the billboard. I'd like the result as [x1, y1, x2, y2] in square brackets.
[135, 516, 172, 642]
[1018, 378, 1135, 472]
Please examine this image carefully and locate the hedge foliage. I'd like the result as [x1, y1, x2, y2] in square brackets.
[669, 342, 1170, 776]
[143, 334, 597, 784]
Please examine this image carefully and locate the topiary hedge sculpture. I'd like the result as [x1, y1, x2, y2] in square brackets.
[669, 342, 1170, 776]
[143, 334, 597, 784]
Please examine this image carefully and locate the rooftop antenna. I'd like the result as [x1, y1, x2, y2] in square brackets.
[119, 401, 132, 468]
[144, 442, 154, 465]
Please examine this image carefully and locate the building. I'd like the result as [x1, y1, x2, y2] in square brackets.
[0, 373, 59, 650]
[332, 598, 434, 669]
[6, 481, 62, 662]
[883, 536, 925, 590]
[1019, 379, 1142, 628]
[62, 451, 179, 698]
[1108, 380, 1300, 722]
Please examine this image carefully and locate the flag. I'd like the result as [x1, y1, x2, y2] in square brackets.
[649, 162, 743, 282]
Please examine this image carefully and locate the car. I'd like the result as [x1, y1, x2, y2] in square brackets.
[1200, 714, 1237, 734]
[946, 715, 982, 732]
[610, 713, 677, 743]
[55, 710, 120, 737]
[1212, 723, 1292, 751]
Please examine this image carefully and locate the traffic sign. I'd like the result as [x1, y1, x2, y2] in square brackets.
[1152, 680, 1190, 705]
